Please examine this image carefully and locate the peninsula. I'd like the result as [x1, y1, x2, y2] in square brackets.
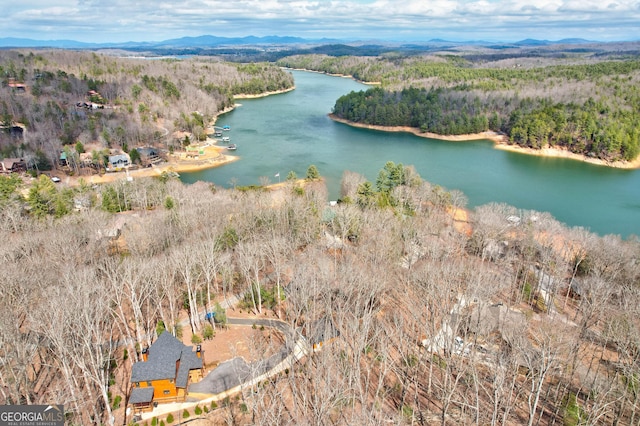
[329, 114, 640, 169]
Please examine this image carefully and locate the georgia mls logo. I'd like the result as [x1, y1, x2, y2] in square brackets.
[0, 405, 64, 426]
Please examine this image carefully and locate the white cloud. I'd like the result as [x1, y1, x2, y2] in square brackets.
[1, 0, 639, 42]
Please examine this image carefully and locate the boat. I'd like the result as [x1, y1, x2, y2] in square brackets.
[213, 131, 222, 137]
[221, 136, 230, 143]
[227, 144, 237, 151]
[222, 125, 230, 131]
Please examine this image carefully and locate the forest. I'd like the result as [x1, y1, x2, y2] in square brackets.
[1, 47, 640, 425]
[278, 53, 640, 162]
[0, 50, 294, 171]
[1, 159, 640, 425]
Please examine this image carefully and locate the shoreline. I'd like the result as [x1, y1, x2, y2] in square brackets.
[68, 86, 299, 187]
[233, 86, 295, 99]
[328, 114, 640, 170]
[284, 67, 381, 85]
[66, 143, 239, 186]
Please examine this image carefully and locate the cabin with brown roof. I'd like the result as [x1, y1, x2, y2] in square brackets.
[0, 158, 26, 174]
[128, 332, 204, 414]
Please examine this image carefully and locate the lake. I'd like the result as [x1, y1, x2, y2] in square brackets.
[181, 70, 640, 238]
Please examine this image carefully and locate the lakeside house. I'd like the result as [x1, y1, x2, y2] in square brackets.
[107, 154, 130, 172]
[0, 158, 26, 174]
[136, 146, 163, 166]
[129, 332, 204, 414]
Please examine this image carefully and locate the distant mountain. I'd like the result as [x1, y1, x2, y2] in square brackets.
[0, 37, 99, 48]
[0, 35, 599, 50]
[557, 38, 594, 44]
[515, 38, 593, 46]
[0, 35, 333, 49]
[156, 35, 311, 47]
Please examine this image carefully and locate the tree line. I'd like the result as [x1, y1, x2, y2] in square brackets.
[333, 85, 640, 161]
[1, 163, 639, 425]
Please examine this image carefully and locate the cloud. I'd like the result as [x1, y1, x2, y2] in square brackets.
[1, 0, 639, 42]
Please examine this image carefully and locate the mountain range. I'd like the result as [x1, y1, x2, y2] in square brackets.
[0, 35, 596, 49]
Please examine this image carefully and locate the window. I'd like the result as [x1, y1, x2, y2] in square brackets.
[135, 382, 140, 388]
[169, 379, 174, 384]
[147, 381, 152, 387]
[163, 390, 170, 395]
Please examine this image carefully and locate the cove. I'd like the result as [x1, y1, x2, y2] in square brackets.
[180, 70, 640, 238]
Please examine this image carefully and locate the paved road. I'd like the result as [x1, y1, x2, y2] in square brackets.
[189, 318, 300, 395]
[138, 301, 310, 421]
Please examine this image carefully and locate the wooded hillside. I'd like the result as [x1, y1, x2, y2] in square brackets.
[2, 46, 639, 425]
[279, 53, 640, 162]
[0, 50, 293, 170]
[1, 165, 639, 425]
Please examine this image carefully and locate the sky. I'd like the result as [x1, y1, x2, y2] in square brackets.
[2, 0, 639, 44]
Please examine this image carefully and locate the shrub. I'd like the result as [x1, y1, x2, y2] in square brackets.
[194, 405, 202, 415]
[182, 409, 190, 419]
[213, 303, 227, 325]
[562, 392, 585, 425]
[401, 404, 414, 420]
[111, 394, 122, 410]
[202, 324, 214, 340]
[306, 164, 320, 180]
[191, 333, 202, 345]
[156, 320, 166, 336]
[166, 413, 173, 424]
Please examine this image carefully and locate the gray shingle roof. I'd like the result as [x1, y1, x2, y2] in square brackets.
[130, 332, 202, 385]
[307, 317, 340, 345]
[129, 387, 154, 404]
[176, 347, 203, 388]
[136, 147, 158, 157]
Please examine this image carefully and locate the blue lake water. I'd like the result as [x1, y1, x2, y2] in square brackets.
[181, 70, 640, 238]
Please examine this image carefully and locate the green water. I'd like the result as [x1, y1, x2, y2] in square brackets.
[181, 70, 640, 238]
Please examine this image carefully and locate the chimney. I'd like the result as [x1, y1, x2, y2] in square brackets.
[141, 347, 148, 362]
[196, 345, 202, 358]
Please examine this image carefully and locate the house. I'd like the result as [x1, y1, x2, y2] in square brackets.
[136, 147, 162, 166]
[0, 158, 26, 174]
[6, 78, 26, 92]
[107, 154, 130, 172]
[129, 332, 204, 413]
[305, 317, 340, 352]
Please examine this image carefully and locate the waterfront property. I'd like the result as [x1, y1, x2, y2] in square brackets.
[180, 70, 640, 237]
[128, 332, 204, 414]
[136, 146, 163, 166]
[107, 154, 130, 172]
